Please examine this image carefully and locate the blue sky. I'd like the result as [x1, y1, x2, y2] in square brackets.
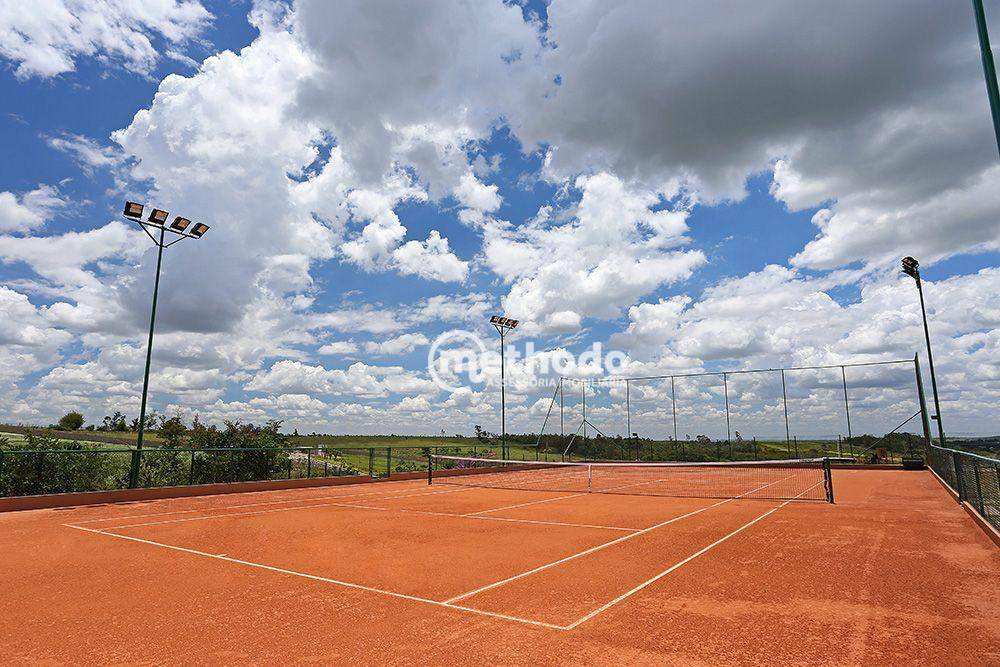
[0, 0, 998, 438]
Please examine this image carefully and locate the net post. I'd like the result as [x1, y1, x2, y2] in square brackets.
[823, 457, 834, 503]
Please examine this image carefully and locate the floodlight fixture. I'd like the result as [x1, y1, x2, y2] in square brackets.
[124, 201, 144, 219]
[170, 216, 191, 232]
[189, 222, 209, 238]
[901, 256, 945, 448]
[148, 208, 169, 226]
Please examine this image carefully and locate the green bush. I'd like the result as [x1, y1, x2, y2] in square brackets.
[0, 430, 129, 496]
[186, 420, 291, 484]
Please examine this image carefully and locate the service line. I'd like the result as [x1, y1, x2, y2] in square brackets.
[444, 476, 792, 604]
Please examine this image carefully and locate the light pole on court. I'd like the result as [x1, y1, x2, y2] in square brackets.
[901, 257, 945, 447]
[489, 315, 519, 460]
[123, 200, 210, 486]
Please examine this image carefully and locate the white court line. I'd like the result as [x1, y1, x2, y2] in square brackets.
[327, 501, 638, 532]
[565, 480, 824, 629]
[64, 524, 569, 631]
[463, 493, 585, 516]
[71, 481, 450, 525]
[444, 476, 790, 604]
[100, 487, 471, 530]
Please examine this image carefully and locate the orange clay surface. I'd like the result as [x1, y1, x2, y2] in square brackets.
[1, 469, 998, 665]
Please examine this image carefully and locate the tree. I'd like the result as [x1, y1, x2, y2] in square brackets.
[159, 416, 187, 447]
[101, 412, 128, 432]
[130, 411, 158, 432]
[56, 412, 84, 431]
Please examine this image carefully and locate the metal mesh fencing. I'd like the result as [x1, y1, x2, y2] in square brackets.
[927, 445, 1000, 533]
[546, 358, 929, 463]
[0, 446, 376, 498]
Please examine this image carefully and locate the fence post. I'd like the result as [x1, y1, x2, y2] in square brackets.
[670, 376, 678, 443]
[972, 460, 985, 515]
[427, 454, 433, 485]
[914, 354, 933, 451]
[841, 365, 853, 440]
[387, 447, 392, 477]
[753, 437, 758, 460]
[953, 451, 965, 501]
[128, 449, 141, 489]
[781, 369, 791, 447]
[188, 450, 195, 485]
[625, 379, 631, 439]
[307, 450, 312, 478]
[723, 372, 732, 444]
[560, 378, 564, 437]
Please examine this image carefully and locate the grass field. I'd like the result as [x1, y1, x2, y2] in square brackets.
[0, 424, 906, 463]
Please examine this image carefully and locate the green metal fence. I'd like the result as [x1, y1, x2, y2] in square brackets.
[0, 445, 512, 498]
[0, 446, 382, 498]
[927, 444, 1000, 534]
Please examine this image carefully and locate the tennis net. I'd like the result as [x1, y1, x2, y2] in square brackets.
[428, 455, 834, 502]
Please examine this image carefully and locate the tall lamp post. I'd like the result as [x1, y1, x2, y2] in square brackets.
[972, 0, 1000, 157]
[901, 257, 945, 447]
[123, 201, 210, 486]
[490, 315, 519, 460]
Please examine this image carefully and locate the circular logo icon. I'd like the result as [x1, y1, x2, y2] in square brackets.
[427, 329, 488, 392]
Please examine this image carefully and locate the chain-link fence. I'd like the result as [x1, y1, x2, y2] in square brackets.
[0, 446, 384, 498]
[927, 444, 1000, 534]
[540, 358, 931, 462]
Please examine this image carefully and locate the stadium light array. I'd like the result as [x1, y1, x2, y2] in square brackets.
[490, 314, 520, 459]
[121, 199, 211, 487]
[901, 256, 945, 448]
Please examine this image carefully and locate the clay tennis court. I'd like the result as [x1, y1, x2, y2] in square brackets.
[1, 464, 998, 665]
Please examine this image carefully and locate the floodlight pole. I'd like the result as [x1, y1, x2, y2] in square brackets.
[490, 316, 518, 460]
[902, 258, 945, 447]
[135, 225, 165, 460]
[973, 0, 1000, 158]
[123, 201, 209, 487]
[500, 326, 507, 459]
